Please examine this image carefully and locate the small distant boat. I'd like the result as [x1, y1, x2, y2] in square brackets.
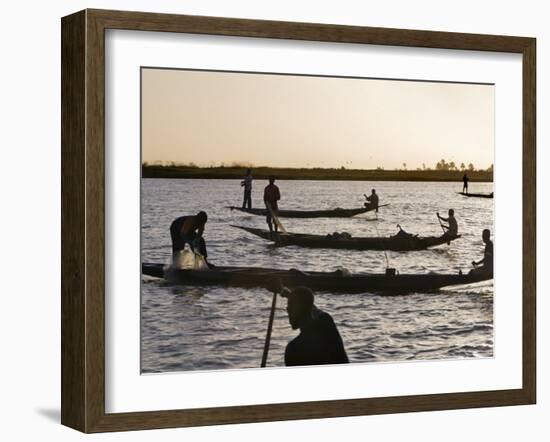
[232, 225, 460, 251]
[142, 263, 492, 294]
[227, 204, 388, 218]
[457, 192, 494, 199]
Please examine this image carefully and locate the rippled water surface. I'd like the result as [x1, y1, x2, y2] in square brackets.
[141, 178, 494, 373]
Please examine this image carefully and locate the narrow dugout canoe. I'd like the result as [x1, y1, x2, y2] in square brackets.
[457, 192, 494, 199]
[227, 204, 388, 218]
[232, 225, 460, 251]
[142, 263, 492, 294]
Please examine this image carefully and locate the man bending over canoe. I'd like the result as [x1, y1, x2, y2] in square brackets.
[437, 209, 459, 237]
[470, 229, 493, 275]
[169, 211, 214, 268]
[270, 280, 349, 366]
[264, 176, 281, 236]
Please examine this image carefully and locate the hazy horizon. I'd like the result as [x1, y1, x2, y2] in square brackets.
[142, 68, 494, 170]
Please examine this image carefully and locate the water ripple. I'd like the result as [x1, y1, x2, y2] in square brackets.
[141, 179, 494, 373]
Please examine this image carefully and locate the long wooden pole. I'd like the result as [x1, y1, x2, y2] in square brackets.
[436, 213, 451, 245]
[261, 291, 278, 368]
[266, 203, 287, 234]
[437, 213, 446, 235]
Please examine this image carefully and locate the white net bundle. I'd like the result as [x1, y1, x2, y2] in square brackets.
[171, 246, 209, 271]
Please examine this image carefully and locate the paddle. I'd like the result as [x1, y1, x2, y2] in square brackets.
[436, 213, 451, 245]
[266, 203, 287, 234]
[261, 288, 278, 368]
[436, 212, 445, 234]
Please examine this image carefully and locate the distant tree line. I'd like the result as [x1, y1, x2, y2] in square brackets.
[391, 160, 494, 172]
[433, 159, 493, 172]
[144, 159, 494, 173]
[142, 160, 255, 169]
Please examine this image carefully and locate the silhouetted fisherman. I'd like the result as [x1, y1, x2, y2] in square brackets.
[169, 211, 214, 268]
[470, 229, 493, 275]
[263, 176, 281, 236]
[463, 173, 469, 194]
[241, 168, 253, 209]
[270, 280, 349, 366]
[437, 209, 458, 237]
[364, 188, 379, 212]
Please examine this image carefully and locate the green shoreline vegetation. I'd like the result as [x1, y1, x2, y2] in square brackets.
[143, 161, 493, 182]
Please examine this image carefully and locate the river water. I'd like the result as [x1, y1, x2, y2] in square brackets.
[141, 178, 494, 373]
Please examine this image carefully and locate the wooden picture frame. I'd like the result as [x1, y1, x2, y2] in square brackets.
[61, 9, 536, 433]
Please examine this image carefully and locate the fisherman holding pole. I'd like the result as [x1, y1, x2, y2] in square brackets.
[264, 176, 281, 237]
[462, 173, 469, 194]
[241, 168, 253, 209]
[261, 279, 349, 367]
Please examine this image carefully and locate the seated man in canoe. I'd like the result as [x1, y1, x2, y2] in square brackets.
[437, 209, 458, 237]
[364, 188, 379, 212]
[264, 176, 281, 236]
[270, 280, 349, 366]
[470, 229, 493, 275]
[169, 211, 214, 268]
[393, 224, 417, 240]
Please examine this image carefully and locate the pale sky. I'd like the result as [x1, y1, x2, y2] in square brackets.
[142, 68, 494, 170]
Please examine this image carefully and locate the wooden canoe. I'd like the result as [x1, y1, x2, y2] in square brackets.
[142, 263, 492, 294]
[227, 204, 388, 218]
[457, 192, 493, 199]
[232, 225, 460, 251]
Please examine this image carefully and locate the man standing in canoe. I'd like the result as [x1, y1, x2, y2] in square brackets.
[462, 173, 469, 194]
[364, 188, 379, 212]
[437, 209, 459, 237]
[470, 229, 493, 275]
[271, 281, 349, 366]
[169, 211, 214, 268]
[264, 176, 281, 236]
[241, 168, 253, 209]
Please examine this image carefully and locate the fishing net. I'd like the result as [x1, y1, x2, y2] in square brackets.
[171, 246, 209, 271]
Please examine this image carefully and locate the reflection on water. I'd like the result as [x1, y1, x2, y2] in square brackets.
[141, 178, 494, 373]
